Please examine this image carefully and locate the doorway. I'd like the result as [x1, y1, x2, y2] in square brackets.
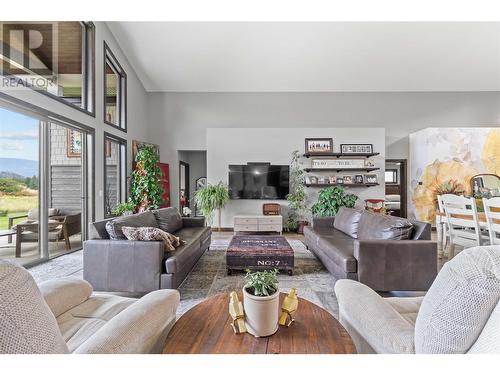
[385, 159, 407, 218]
[179, 161, 190, 213]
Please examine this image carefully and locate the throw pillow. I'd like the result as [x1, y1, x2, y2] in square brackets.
[333, 207, 363, 238]
[357, 211, 413, 240]
[415, 246, 500, 354]
[152, 207, 183, 233]
[105, 211, 158, 240]
[122, 226, 184, 251]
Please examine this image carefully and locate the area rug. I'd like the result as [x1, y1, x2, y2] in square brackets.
[29, 238, 340, 318]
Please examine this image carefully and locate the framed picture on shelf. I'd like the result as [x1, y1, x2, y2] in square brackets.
[318, 176, 327, 184]
[305, 138, 333, 154]
[340, 144, 373, 154]
[364, 174, 378, 184]
[329, 176, 336, 184]
[343, 175, 353, 184]
[336, 177, 344, 184]
[310, 176, 318, 184]
[354, 175, 364, 184]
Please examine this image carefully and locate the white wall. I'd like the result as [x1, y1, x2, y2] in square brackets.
[207, 127, 385, 227]
[148, 91, 500, 209]
[0, 22, 153, 221]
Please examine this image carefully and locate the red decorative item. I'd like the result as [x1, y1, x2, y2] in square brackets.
[158, 163, 171, 208]
[365, 199, 386, 213]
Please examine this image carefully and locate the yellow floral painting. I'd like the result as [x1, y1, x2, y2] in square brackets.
[410, 128, 500, 224]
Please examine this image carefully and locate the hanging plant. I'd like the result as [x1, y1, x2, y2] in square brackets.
[130, 145, 163, 212]
[194, 182, 229, 230]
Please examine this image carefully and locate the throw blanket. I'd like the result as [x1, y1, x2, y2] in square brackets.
[121, 226, 185, 251]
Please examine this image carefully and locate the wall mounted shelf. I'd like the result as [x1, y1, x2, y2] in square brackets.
[303, 152, 380, 158]
[304, 183, 380, 188]
[304, 167, 380, 173]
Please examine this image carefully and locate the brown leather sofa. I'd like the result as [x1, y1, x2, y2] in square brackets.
[304, 207, 437, 291]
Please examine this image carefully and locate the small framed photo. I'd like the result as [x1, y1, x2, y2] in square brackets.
[364, 174, 378, 184]
[354, 175, 364, 184]
[336, 177, 344, 184]
[364, 159, 376, 168]
[329, 176, 336, 184]
[310, 176, 318, 184]
[318, 176, 327, 184]
[343, 175, 353, 184]
[305, 138, 333, 154]
[340, 144, 373, 154]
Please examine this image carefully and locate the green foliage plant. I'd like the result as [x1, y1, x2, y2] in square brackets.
[311, 185, 358, 217]
[194, 182, 229, 229]
[244, 269, 279, 297]
[130, 145, 163, 211]
[284, 150, 308, 231]
[112, 201, 136, 216]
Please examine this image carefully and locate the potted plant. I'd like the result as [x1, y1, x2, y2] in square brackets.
[284, 150, 309, 233]
[130, 145, 163, 212]
[243, 269, 280, 337]
[194, 182, 229, 231]
[112, 201, 136, 216]
[311, 186, 358, 217]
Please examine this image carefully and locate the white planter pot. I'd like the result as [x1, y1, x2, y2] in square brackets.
[243, 287, 279, 337]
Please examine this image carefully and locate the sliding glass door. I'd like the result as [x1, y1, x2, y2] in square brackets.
[0, 103, 92, 266]
[0, 107, 41, 265]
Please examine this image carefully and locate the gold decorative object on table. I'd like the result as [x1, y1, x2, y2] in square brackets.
[228, 291, 246, 334]
[279, 288, 299, 327]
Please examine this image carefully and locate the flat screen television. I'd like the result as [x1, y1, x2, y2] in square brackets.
[229, 163, 289, 200]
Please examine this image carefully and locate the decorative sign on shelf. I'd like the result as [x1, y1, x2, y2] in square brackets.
[311, 158, 366, 169]
[340, 143, 373, 154]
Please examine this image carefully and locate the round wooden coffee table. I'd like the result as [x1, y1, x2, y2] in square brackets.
[163, 292, 356, 354]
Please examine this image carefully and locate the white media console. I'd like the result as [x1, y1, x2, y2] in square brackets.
[233, 215, 283, 235]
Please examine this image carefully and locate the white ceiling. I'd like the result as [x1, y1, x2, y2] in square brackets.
[107, 22, 500, 92]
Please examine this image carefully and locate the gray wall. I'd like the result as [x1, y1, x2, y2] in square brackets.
[148, 91, 500, 209]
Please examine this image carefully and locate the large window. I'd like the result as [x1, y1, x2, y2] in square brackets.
[0, 101, 93, 267]
[104, 133, 126, 217]
[103, 42, 126, 130]
[0, 22, 95, 114]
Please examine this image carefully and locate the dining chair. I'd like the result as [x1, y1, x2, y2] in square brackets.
[436, 195, 450, 257]
[483, 197, 500, 245]
[440, 194, 486, 259]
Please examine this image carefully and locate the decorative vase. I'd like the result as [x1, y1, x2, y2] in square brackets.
[242, 287, 280, 337]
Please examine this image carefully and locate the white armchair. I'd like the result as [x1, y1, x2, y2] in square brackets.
[0, 260, 179, 354]
[335, 245, 500, 354]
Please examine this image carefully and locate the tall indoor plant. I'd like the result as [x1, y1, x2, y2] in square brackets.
[130, 145, 163, 212]
[284, 150, 309, 233]
[194, 182, 229, 230]
[311, 186, 358, 217]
